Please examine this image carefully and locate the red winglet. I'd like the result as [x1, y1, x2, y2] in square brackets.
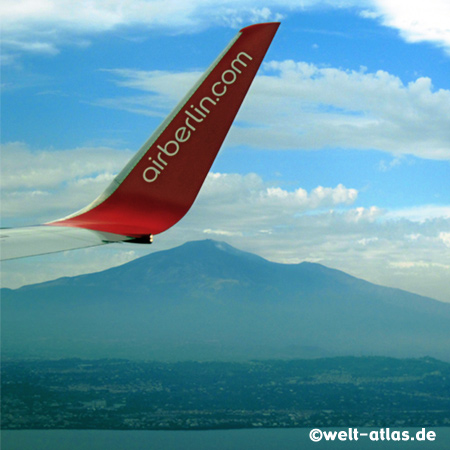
[50, 23, 280, 237]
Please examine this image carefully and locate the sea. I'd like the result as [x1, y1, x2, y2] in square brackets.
[2, 428, 449, 450]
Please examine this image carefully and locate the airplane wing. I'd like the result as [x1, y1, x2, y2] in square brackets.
[1, 22, 279, 261]
[0, 227, 129, 260]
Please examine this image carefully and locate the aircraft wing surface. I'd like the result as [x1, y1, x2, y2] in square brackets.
[1, 22, 280, 260]
[0, 227, 130, 261]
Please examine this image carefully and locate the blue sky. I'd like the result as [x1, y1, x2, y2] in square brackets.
[1, 0, 449, 302]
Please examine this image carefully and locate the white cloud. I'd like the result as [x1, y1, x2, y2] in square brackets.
[346, 207, 383, 223]
[357, 237, 379, 246]
[384, 205, 450, 222]
[0, 0, 285, 59]
[378, 155, 405, 172]
[370, 0, 450, 54]
[203, 229, 244, 237]
[100, 63, 450, 160]
[2, 39, 60, 55]
[241, 61, 450, 159]
[439, 232, 450, 247]
[95, 69, 202, 117]
[360, 10, 380, 20]
[390, 261, 450, 270]
[0, 142, 132, 224]
[2, 0, 449, 60]
[1, 142, 130, 190]
[187, 173, 359, 234]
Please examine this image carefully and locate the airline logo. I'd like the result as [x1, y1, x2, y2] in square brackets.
[142, 52, 253, 183]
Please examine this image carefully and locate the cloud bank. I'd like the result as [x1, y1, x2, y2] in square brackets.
[0, 142, 132, 224]
[0, 142, 357, 224]
[2, 0, 449, 60]
[1, 142, 449, 301]
[98, 62, 450, 160]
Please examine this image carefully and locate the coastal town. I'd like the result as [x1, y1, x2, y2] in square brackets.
[2, 357, 449, 430]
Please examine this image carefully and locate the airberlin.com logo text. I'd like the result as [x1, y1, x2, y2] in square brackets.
[142, 52, 253, 183]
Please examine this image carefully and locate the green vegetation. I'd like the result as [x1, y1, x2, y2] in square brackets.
[2, 357, 449, 430]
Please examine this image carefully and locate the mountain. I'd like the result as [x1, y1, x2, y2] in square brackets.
[2, 240, 449, 361]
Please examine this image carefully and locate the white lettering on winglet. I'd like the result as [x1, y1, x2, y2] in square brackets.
[142, 52, 253, 183]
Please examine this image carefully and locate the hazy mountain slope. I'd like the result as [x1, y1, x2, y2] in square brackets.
[2, 240, 449, 361]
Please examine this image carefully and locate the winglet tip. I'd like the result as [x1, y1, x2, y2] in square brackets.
[239, 22, 281, 34]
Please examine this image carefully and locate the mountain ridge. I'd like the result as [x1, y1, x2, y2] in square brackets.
[2, 239, 449, 361]
[13, 239, 439, 304]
